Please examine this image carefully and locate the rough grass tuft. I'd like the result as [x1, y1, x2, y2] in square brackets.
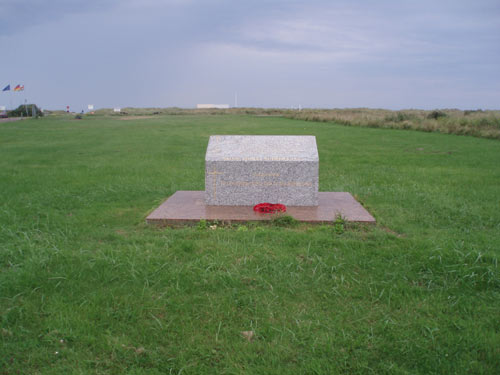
[284, 108, 500, 140]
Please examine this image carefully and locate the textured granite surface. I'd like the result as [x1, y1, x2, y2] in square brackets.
[205, 136, 319, 206]
[146, 191, 376, 224]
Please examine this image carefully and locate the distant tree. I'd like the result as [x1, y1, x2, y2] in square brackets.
[7, 104, 43, 118]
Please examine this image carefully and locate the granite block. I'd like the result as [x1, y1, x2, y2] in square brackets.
[205, 135, 319, 206]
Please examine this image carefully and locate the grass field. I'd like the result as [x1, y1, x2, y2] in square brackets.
[88, 107, 500, 140]
[1, 114, 499, 374]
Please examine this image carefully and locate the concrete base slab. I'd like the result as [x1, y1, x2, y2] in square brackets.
[146, 191, 375, 225]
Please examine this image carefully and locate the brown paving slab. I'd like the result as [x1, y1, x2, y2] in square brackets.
[146, 191, 375, 225]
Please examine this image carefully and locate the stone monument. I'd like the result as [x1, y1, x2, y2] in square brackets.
[146, 134, 375, 225]
[205, 135, 318, 206]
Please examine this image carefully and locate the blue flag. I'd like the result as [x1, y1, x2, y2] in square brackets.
[2, 85, 10, 91]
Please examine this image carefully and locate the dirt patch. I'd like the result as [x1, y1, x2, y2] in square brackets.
[115, 229, 128, 237]
[380, 226, 406, 238]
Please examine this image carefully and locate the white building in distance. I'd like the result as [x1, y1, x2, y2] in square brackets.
[197, 104, 230, 109]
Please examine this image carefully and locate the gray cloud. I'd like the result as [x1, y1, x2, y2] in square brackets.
[0, 0, 120, 36]
[1, 0, 499, 110]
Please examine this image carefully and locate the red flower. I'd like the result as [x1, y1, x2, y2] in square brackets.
[253, 203, 287, 214]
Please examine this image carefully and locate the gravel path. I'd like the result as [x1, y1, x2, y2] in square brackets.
[0, 118, 24, 123]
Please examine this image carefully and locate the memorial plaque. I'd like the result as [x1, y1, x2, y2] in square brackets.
[205, 135, 319, 206]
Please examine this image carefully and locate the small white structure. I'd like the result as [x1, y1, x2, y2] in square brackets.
[88, 104, 94, 110]
[113, 108, 121, 113]
[197, 104, 230, 109]
[0, 106, 6, 111]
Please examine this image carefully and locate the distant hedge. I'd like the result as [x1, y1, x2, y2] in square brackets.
[8, 104, 43, 118]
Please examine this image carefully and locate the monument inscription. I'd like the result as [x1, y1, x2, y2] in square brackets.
[205, 135, 319, 206]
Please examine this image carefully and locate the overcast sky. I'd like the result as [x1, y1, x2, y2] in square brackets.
[1, 0, 499, 111]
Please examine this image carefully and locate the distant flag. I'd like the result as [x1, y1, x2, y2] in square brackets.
[14, 85, 24, 92]
[2, 85, 10, 91]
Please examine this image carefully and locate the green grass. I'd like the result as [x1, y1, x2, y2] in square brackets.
[88, 107, 500, 140]
[1, 114, 499, 374]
